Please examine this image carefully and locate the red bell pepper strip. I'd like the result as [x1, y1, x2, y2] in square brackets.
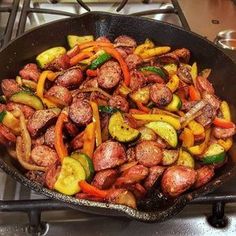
[102, 46, 131, 87]
[79, 180, 109, 199]
[213, 117, 235, 129]
[86, 69, 98, 77]
[55, 111, 68, 162]
[70, 51, 94, 66]
[189, 85, 201, 101]
[136, 102, 150, 113]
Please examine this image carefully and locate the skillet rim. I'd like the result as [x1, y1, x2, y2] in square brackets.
[0, 11, 236, 222]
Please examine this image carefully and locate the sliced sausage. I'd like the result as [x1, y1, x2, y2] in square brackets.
[32, 135, 45, 147]
[45, 54, 70, 71]
[144, 166, 166, 190]
[108, 95, 129, 113]
[56, 68, 83, 89]
[75, 193, 105, 202]
[126, 147, 136, 162]
[150, 83, 173, 106]
[116, 48, 128, 59]
[92, 169, 118, 190]
[202, 92, 220, 110]
[145, 74, 165, 84]
[45, 85, 72, 106]
[126, 183, 147, 200]
[90, 91, 108, 106]
[6, 102, 35, 119]
[45, 165, 61, 189]
[195, 104, 216, 127]
[135, 141, 163, 167]
[1, 79, 21, 98]
[69, 99, 92, 126]
[119, 161, 138, 173]
[27, 109, 60, 137]
[0, 124, 16, 143]
[93, 141, 127, 171]
[115, 164, 149, 186]
[97, 61, 121, 89]
[19, 63, 40, 82]
[157, 52, 179, 65]
[129, 70, 146, 91]
[125, 54, 143, 70]
[71, 132, 84, 150]
[173, 48, 190, 63]
[194, 166, 214, 188]
[44, 126, 55, 148]
[114, 35, 137, 48]
[156, 137, 168, 149]
[161, 165, 197, 197]
[96, 36, 111, 43]
[196, 76, 215, 94]
[213, 126, 236, 139]
[79, 77, 98, 89]
[25, 170, 45, 186]
[106, 188, 137, 208]
[177, 64, 192, 84]
[64, 121, 79, 137]
[31, 145, 58, 167]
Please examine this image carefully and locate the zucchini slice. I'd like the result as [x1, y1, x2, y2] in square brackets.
[54, 157, 86, 195]
[164, 94, 182, 112]
[177, 150, 195, 168]
[71, 152, 94, 181]
[67, 35, 94, 48]
[146, 121, 178, 148]
[202, 143, 225, 164]
[109, 112, 140, 142]
[130, 86, 150, 104]
[9, 91, 44, 110]
[162, 149, 179, 166]
[36, 47, 66, 69]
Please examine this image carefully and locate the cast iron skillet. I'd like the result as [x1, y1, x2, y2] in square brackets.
[0, 12, 236, 223]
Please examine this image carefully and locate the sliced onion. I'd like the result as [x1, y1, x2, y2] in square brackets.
[16, 136, 45, 172]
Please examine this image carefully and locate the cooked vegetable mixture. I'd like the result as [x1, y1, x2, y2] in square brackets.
[0, 34, 235, 209]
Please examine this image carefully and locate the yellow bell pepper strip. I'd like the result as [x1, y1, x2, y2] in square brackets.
[132, 113, 181, 130]
[217, 138, 233, 151]
[70, 51, 94, 66]
[0, 111, 20, 134]
[16, 136, 45, 171]
[90, 101, 102, 147]
[134, 38, 155, 55]
[190, 62, 197, 86]
[166, 74, 180, 92]
[55, 111, 68, 162]
[139, 46, 171, 59]
[180, 127, 194, 148]
[188, 120, 205, 135]
[163, 63, 178, 76]
[213, 117, 235, 129]
[102, 46, 131, 87]
[188, 129, 211, 155]
[79, 180, 109, 199]
[152, 107, 180, 118]
[189, 85, 201, 101]
[117, 82, 131, 97]
[37, 71, 57, 108]
[82, 122, 96, 158]
[220, 101, 231, 121]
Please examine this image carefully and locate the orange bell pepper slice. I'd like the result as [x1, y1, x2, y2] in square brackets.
[78, 41, 114, 50]
[54, 111, 68, 162]
[79, 180, 108, 199]
[180, 127, 194, 148]
[213, 117, 235, 129]
[70, 51, 94, 66]
[189, 85, 201, 101]
[102, 46, 131, 87]
[82, 122, 96, 158]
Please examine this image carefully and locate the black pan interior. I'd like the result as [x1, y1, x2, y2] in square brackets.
[0, 12, 236, 222]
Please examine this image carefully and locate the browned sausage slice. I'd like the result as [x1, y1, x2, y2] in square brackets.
[173, 48, 190, 63]
[96, 36, 111, 43]
[19, 63, 40, 82]
[45, 165, 61, 189]
[196, 76, 215, 94]
[108, 95, 129, 113]
[92, 169, 118, 190]
[32, 135, 45, 147]
[31, 145, 58, 167]
[135, 141, 163, 167]
[56, 68, 83, 89]
[150, 83, 173, 106]
[145, 74, 165, 84]
[114, 35, 137, 48]
[177, 65, 192, 84]
[213, 126, 236, 139]
[1, 79, 21, 98]
[126, 183, 147, 200]
[129, 70, 146, 91]
[93, 141, 127, 171]
[27, 109, 60, 137]
[161, 165, 197, 197]
[126, 147, 136, 162]
[194, 166, 214, 188]
[0, 124, 16, 143]
[6, 102, 35, 119]
[79, 78, 98, 89]
[125, 54, 143, 70]
[97, 61, 121, 89]
[44, 126, 55, 148]
[45, 54, 70, 71]
[144, 166, 165, 190]
[69, 99, 92, 126]
[45, 85, 72, 106]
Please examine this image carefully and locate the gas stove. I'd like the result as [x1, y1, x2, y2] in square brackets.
[0, 1, 236, 235]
